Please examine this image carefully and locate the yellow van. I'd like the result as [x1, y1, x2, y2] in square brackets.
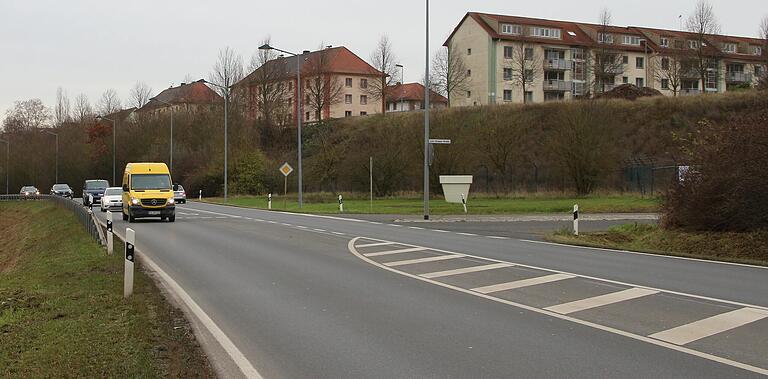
[121, 163, 176, 223]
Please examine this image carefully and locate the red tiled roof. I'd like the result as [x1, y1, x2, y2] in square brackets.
[385, 83, 448, 103]
[139, 81, 223, 112]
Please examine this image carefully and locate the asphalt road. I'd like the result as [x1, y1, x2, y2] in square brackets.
[90, 201, 768, 378]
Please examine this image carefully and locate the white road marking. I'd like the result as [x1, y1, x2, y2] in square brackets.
[650, 308, 768, 345]
[295, 225, 308, 229]
[471, 273, 575, 294]
[388, 224, 403, 227]
[487, 236, 509, 240]
[408, 226, 424, 230]
[385, 254, 466, 267]
[347, 238, 768, 376]
[281, 223, 292, 226]
[369, 222, 382, 225]
[357, 242, 398, 248]
[331, 231, 346, 236]
[313, 228, 326, 232]
[432, 229, 450, 233]
[457, 232, 478, 236]
[421, 263, 514, 279]
[364, 247, 427, 257]
[545, 288, 659, 315]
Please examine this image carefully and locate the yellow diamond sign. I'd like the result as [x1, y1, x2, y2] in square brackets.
[279, 162, 294, 177]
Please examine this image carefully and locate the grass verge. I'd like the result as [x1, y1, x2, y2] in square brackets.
[548, 223, 768, 266]
[200, 194, 659, 215]
[0, 201, 214, 378]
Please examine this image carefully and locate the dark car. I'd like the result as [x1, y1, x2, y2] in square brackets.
[20, 186, 40, 200]
[82, 179, 109, 206]
[50, 184, 73, 198]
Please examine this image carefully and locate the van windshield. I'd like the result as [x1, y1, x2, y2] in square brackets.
[131, 174, 171, 191]
[86, 180, 109, 190]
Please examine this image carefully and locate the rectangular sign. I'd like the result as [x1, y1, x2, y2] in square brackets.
[429, 139, 452, 145]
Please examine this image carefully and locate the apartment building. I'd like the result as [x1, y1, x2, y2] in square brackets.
[137, 81, 222, 116]
[235, 46, 385, 123]
[444, 12, 767, 106]
[385, 82, 448, 112]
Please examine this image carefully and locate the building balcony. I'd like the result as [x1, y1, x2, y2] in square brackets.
[543, 58, 571, 70]
[543, 80, 572, 92]
[726, 71, 753, 83]
[680, 88, 701, 96]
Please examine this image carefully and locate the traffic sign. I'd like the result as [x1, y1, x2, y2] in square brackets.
[279, 163, 294, 177]
[429, 139, 452, 145]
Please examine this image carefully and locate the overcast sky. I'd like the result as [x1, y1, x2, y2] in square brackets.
[1, 0, 765, 120]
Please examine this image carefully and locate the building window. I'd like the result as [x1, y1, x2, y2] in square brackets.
[689, 40, 699, 49]
[503, 68, 513, 80]
[661, 79, 669, 89]
[345, 94, 353, 104]
[598, 33, 613, 44]
[660, 38, 669, 47]
[636, 78, 644, 87]
[504, 46, 513, 59]
[467, 69, 471, 76]
[622, 35, 641, 45]
[524, 69, 534, 82]
[360, 111, 367, 116]
[501, 24, 522, 35]
[755, 65, 764, 77]
[503, 90, 512, 101]
[661, 58, 670, 70]
[289, 81, 293, 91]
[360, 79, 368, 89]
[622, 55, 629, 64]
[467, 48, 472, 55]
[306, 95, 310, 104]
[467, 91, 471, 98]
[345, 78, 353, 87]
[722, 43, 736, 53]
[524, 47, 534, 60]
[524, 91, 533, 103]
[305, 112, 310, 121]
[755, 46, 763, 56]
[345, 111, 352, 117]
[622, 76, 629, 84]
[636, 57, 644, 69]
[288, 98, 292, 107]
[530, 27, 560, 39]
[360, 95, 367, 105]
[674, 40, 685, 49]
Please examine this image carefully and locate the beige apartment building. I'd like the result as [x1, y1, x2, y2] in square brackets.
[236, 46, 385, 123]
[445, 12, 767, 106]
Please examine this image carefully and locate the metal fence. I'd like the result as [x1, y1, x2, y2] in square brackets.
[47, 195, 106, 246]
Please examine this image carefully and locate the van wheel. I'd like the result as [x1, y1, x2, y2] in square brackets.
[168, 215, 175, 223]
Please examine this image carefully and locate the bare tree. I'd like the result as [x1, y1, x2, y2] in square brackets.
[686, 0, 721, 94]
[54, 87, 71, 126]
[592, 9, 625, 94]
[2, 99, 51, 132]
[304, 46, 344, 123]
[97, 89, 122, 115]
[73, 94, 94, 123]
[129, 81, 153, 109]
[366, 35, 398, 114]
[431, 42, 470, 106]
[243, 37, 291, 126]
[209, 46, 244, 101]
[183, 73, 196, 84]
[653, 50, 693, 96]
[506, 43, 542, 103]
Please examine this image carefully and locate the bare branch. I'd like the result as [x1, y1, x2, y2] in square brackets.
[367, 35, 398, 114]
[54, 87, 71, 126]
[431, 42, 470, 107]
[209, 46, 244, 99]
[129, 81, 153, 109]
[97, 89, 122, 115]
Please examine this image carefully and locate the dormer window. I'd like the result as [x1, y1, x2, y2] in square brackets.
[755, 46, 763, 56]
[660, 38, 669, 47]
[530, 27, 561, 39]
[689, 40, 699, 49]
[598, 33, 613, 44]
[501, 24, 522, 35]
[622, 36, 642, 45]
[722, 43, 736, 53]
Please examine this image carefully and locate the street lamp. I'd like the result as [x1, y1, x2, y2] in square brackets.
[639, 39, 650, 88]
[149, 97, 174, 173]
[424, 0, 431, 220]
[259, 43, 305, 208]
[200, 79, 230, 202]
[41, 130, 59, 184]
[395, 64, 404, 111]
[96, 115, 117, 185]
[0, 139, 8, 194]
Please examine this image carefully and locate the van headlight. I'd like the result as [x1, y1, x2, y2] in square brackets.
[131, 198, 139, 205]
[167, 198, 175, 205]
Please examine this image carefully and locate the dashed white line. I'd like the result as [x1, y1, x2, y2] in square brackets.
[456, 232, 478, 237]
[408, 226, 424, 230]
[388, 224, 403, 227]
[332, 231, 346, 236]
[487, 236, 509, 240]
[295, 226, 308, 229]
[313, 228, 326, 232]
[432, 229, 450, 233]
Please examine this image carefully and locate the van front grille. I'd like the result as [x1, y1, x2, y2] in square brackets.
[140, 198, 166, 206]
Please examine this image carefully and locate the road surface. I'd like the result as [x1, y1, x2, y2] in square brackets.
[90, 201, 768, 378]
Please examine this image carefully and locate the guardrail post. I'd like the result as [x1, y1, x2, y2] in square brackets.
[461, 193, 468, 214]
[573, 204, 579, 236]
[338, 194, 344, 213]
[124, 228, 135, 298]
[107, 211, 114, 255]
[268, 193, 272, 210]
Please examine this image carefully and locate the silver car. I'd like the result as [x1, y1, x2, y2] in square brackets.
[100, 187, 123, 212]
[173, 184, 187, 204]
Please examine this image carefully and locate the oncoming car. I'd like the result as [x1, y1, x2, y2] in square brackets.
[50, 184, 73, 198]
[173, 184, 187, 204]
[20, 186, 40, 200]
[82, 179, 109, 206]
[100, 187, 123, 212]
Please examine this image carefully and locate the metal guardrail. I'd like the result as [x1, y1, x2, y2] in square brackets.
[46, 195, 106, 246]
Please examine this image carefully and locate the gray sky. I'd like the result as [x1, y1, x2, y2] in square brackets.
[1, 0, 765, 120]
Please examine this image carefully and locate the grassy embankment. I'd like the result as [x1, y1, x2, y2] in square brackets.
[549, 223, 768, 266]
[0, 202, 213, 378]
[201, 193, 659, 215]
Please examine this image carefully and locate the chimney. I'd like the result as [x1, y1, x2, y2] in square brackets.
[302, 50, 311, 55]
[180, 82, 186, 86]
[326, 45, 332, 49]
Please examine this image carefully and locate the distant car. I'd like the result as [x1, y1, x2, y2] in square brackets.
[50, 184, 73, 198]
[173, 184, 187, 204]
[20, 186, 40, 200]
[100, 187, 123, 212]
[82, 179, 109, 207]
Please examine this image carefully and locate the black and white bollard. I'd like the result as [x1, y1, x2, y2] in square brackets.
[338, 195, 344, 213]
[106, 211, 114, 255]
[461, 193, 468, 214]
[88, 194, 93, 210]
[573, 204, 580, 236]
[268, 193, 272, 210]
[124, 228, 135, 298]
[198, 190, 202, 201]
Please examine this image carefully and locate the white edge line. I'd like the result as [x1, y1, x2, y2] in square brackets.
[348, 237, 768, 376]
[99, 220, 263, 379]
[520, 239, 768, 270]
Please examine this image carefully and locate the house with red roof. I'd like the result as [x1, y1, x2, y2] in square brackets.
[385, 83, 448, 112]
[137, 80, 223, 116]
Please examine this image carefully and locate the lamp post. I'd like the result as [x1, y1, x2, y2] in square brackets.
[0, 139, 8, 194]
[640, 39, 650, 88]
[41, 130, 59, 183]
[200, 79, 230, 202]
[424, 0, 431, 220]
[96, 115, 117, 185]
[259, 43, 304, 208]
[149, 97, 174, 173]
[395, 63, 404, 111]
